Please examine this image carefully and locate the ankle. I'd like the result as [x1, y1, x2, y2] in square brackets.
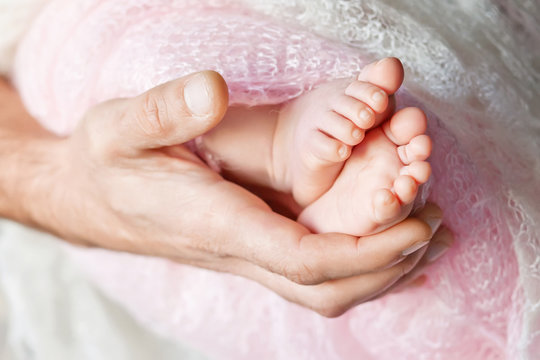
[197, 105, 280, 188]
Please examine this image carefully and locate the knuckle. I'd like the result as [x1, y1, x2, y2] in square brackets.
[194, 235, 226, 257]
[310, 287, 347, 318]
[316, 305, 346, 318]
[282, 258, 322, 286]
[81, 101, 121, 160]
[136, 91, 171, 137]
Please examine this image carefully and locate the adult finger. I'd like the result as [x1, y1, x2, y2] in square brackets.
[231, 246, 427, 318]
[387, 226, 454, 293]
[84, 70, 229, 153]
[225, 203, 443, 285]
[369, 226, 454, 300]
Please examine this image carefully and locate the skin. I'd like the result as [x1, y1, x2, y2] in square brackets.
[0, 71, 452, 317]
[199, 58, 432, 236]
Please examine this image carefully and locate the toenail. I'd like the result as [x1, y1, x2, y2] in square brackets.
[359, 109, 372, 121]
[382, 191, 394, 204]
[338, 145, 348, 158]
[371, 90, 385, 102]
[352, 128, 362, 139]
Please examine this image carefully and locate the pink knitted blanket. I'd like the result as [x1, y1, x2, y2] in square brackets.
[14, 0, 535, 358]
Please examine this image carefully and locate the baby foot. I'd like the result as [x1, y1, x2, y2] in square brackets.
[298, 107, 432, 236]
[272, 57, 405, 207]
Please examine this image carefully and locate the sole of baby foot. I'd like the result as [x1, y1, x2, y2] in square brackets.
[276, 58, 406, 208]
[297, 106, 432, 236]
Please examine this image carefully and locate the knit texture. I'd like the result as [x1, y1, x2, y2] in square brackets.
[13, 0, 540, 358]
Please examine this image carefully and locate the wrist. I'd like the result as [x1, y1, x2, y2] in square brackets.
[0, 78, 85, 242]
[0, 133, 68, 232]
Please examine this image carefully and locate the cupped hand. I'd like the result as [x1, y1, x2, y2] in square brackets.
[46, 71, 450, 316]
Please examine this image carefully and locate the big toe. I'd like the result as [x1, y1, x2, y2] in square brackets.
[358, 57, 405, 95]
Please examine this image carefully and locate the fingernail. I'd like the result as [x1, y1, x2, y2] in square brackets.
[426, 229, 453, 262]
[401, 240, 429, 256]
[184, 73, 212, 115]
[425, 217, 442, 235]
[425, 242, 449, 263]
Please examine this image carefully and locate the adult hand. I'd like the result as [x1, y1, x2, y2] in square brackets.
[1, 72, 450, 317]
[365, 224, 453, 302]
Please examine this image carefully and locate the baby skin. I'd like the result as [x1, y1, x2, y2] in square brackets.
[197, 58, 432, 236]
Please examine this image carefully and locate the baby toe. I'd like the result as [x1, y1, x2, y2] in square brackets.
[382, 107, 427, 145]
[401, 161, 431, 184]
[397, 135, 432, 164]
[345, 81, 389, 113]
[357, 57, 405, 95]
[393, 175, 418, 204]
[372, 188, 401, 223]
[320, 112, 365, 145]
[304, 130, 351, 167]
[331, 94, 376, 129]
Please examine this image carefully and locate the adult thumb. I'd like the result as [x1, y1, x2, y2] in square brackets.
[92, 71, 229, 151]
